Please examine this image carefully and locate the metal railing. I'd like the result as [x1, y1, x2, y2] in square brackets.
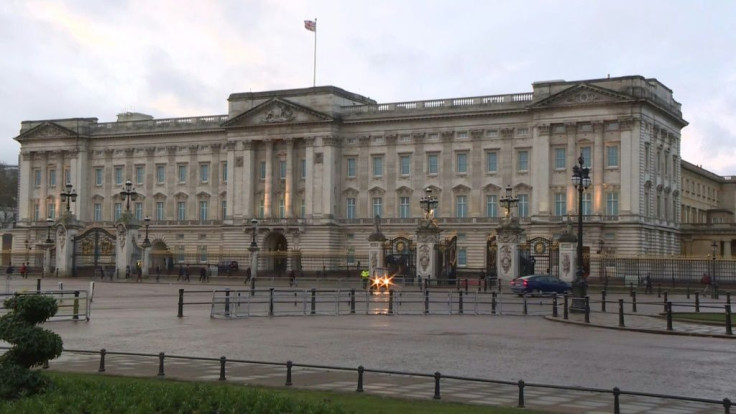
[10, 346, 729, 413]
[0, 289, 91, 321]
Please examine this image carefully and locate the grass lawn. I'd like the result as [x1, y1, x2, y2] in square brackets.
[671, 312, 735, 325]
[0, 372, 546, 414]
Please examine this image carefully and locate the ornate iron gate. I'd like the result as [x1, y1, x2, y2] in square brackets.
[518, 237, 559, 277]
[72, 228, 116, 277]
[383, 237, 415, 279]
[436, 235, 458, 284]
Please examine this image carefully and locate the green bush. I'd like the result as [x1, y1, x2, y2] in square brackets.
[0, 295, 63, 399]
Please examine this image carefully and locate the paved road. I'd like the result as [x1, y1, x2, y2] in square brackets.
[3, 277, 734, 413]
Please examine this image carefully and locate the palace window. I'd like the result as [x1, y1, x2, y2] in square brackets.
[278, 198, 285, 218]
[300, 159, 306, 179]
[134, 202, 143, 220]
[136, 166, 145, 184]
[372, 197, 383, 217]
[554, 192, 566, 216]
[607, 146, 619, 167]
[47, 201, 55, 220]
[346, 198, 356, 219]
[554, 148, 566, 170]
[607, 192, 619, 215]
[427, 153, 439, 175]
[517, 150, 529, 172]
[178, 165, 187, 183]
[399, 155, 411, 176]
[156, 165, 165, 184]
[581, 147, 591, 168]
[456, 153, 468, 174]
[33, 201, 40, 221]
[222, 162, 228, 183]
[114, 203, 122, 221]
[34, 170, 41, 187]
[199, 200, 208, 221]
[93, 203, 102, 221]
[486, 151, 498, 173]
[48, 169, 56, 187]
[221, 200, 227, 220]
[347, 158, 356, 178]
[95, 168, 103, 186]
[156, 202, 165, 221]
[279, 161, 286, 180]
[583, 192, 592, 215]
[518, 194, 529, 217]
[399, 197, 410, 218]
[177, 201, 187, 221]
[259, 162, 266, 180]
[458, 248, 467, 266]
[115, 167, 123, 186]
[456, 195, 468, 218]
[486, 195, 497, 217]
[372, 156, 383, 178]
[200, 163, 209, 183]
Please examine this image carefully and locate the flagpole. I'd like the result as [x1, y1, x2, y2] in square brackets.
[313, 18, 317, 87]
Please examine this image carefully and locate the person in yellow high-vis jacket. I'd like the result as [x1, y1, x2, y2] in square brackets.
[361, 268, 370, 289]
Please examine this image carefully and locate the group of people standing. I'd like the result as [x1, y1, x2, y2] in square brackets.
[5, 263, 30, 279]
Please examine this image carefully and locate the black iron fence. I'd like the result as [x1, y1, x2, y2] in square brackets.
[8, 346, 729, 413]
[590, 256, 736, 287]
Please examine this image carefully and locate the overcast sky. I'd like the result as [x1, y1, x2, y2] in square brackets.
[2, 0, 735, 175]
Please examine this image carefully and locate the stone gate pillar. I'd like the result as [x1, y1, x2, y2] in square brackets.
[557, 231, 577, 283]
[115, 212, 141, 278]
[54, 212, 82, 277]
[495, 218, 525, 284]
[368, 215, 386, 278]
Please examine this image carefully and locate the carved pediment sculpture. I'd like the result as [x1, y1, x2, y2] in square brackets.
[531, 84, 634, 109]
[223, 98, 334, 128]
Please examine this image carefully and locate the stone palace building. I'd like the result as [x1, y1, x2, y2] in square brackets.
[10, 75, 692, 275]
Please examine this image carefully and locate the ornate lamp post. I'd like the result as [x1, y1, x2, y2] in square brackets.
[120, 180, 138, 212]
[571, 154, 591, 312]
[45, 217, 54, 244]
[142, 216, 151, 248]
[60, 183, 77, 212]
[499, 185, 519, 219]
[249, 218, 259, 293]
[419, 187, 438, 218]
[250, 218, 259, 249]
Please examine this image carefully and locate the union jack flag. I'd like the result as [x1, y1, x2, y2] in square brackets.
[304, 20, 316, 32]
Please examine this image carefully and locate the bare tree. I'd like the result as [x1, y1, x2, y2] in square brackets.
[0, 163, 18, 228]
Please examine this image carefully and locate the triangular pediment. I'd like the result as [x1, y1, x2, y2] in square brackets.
[16, 122, 78, 141]
[223, 98, 334, 128]
[531, 84, 634, 108]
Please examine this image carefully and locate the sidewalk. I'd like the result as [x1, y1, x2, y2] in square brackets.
[44, 351, 724, 414]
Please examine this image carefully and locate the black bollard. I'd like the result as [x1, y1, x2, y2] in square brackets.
[727, 292, 731, 307]
[350, 289, 355, 314]
[465, 279, 469, 294]
[98, 349, 106, 373]
[523, 295, 528, 315]
[613, 387, 621, 414]
[36, 278, 41, 293]
[286, 361, 293, 386]
[517, 380, 525, 408]
[552, 294, 558, 317]
[356, 366, 364, 392]
[695, 292, 700, 312]
[584, 296, 590, 323]
[433, 372, 441, 400]
[219, 356, 226, 381]
[310, 288, 316, 315]
[177, 288, 184, 318]
[224, 289, 230, 317]
[632, 291, 637, 313]
[666, 302, 673, 331]
[618, 299, 625, 327]
[388, 290, 394, 315]
[73, 290, 80, 320]
[663, 291, 668, 313]
[601, 290, 607, 312]
[657, 284, 661, 298]
[564, 295, 569, 320]
[686, 287, 690, 299]
[158, 352, 165, 376]
[424, 290, 430, 314]
[629, 283, 634, 297]
[491, 292, 497, 314]
[269, 288, 274, 316]
[458, 290, 463, 314]
[726, 306, 733, 336]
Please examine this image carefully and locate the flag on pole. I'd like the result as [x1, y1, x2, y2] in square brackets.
[304, 19, 316, 32]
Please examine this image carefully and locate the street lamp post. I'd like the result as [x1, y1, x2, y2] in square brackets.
[142, 216, 151, 248]
[499, 185, 519, 219]
[120, 180, 138, 212]
[45, 217, 54, 244]
[60, 183, 77, 212]
[571, 153, 591, 312]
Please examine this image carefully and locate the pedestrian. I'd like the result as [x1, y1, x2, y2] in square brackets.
[185, 265, 191, 282]
[6, 263, 14, 280]
[701, 272, 712, 295]
[644, 272, 653, 294]
[361, 268, 370, 289]
[19, 262, 26, 279]
[155, 265, 161, 282]
[199, 267, 206, 283]
[244, 267, 251, 285]
[136, 265, 143, 282]
[289, 270, 296, 287]
[178, 266, 184, 281]
[125, 265, 131, 279]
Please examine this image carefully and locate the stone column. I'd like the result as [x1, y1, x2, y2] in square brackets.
[242, 141, 255, 219]
[54, 212, 82, 277]
[114, 212, 141, 277]
[416, 227, 440, 280]
[557, 231, 577, 283]
[264, 140, 273, 218]
[225, 141, 236, 224]
[304, 138, 315, 219]
[495, 218, 525, 283]
[39, 242, 53, 277]
[285, 140, 294, 218]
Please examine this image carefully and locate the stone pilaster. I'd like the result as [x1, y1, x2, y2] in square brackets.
[495, 218, 525, 282]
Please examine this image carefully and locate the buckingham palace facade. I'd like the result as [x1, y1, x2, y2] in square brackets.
[11, 75, 687, 272]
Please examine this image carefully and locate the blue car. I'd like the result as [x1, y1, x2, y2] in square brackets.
[510, 275, 571, 296]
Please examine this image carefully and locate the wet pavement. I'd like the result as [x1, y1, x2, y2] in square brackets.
[3, 276, 734, 413]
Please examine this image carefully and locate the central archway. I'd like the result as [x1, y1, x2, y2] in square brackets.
[150, 240, 174, 274]
[263, 232, 288, 275]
